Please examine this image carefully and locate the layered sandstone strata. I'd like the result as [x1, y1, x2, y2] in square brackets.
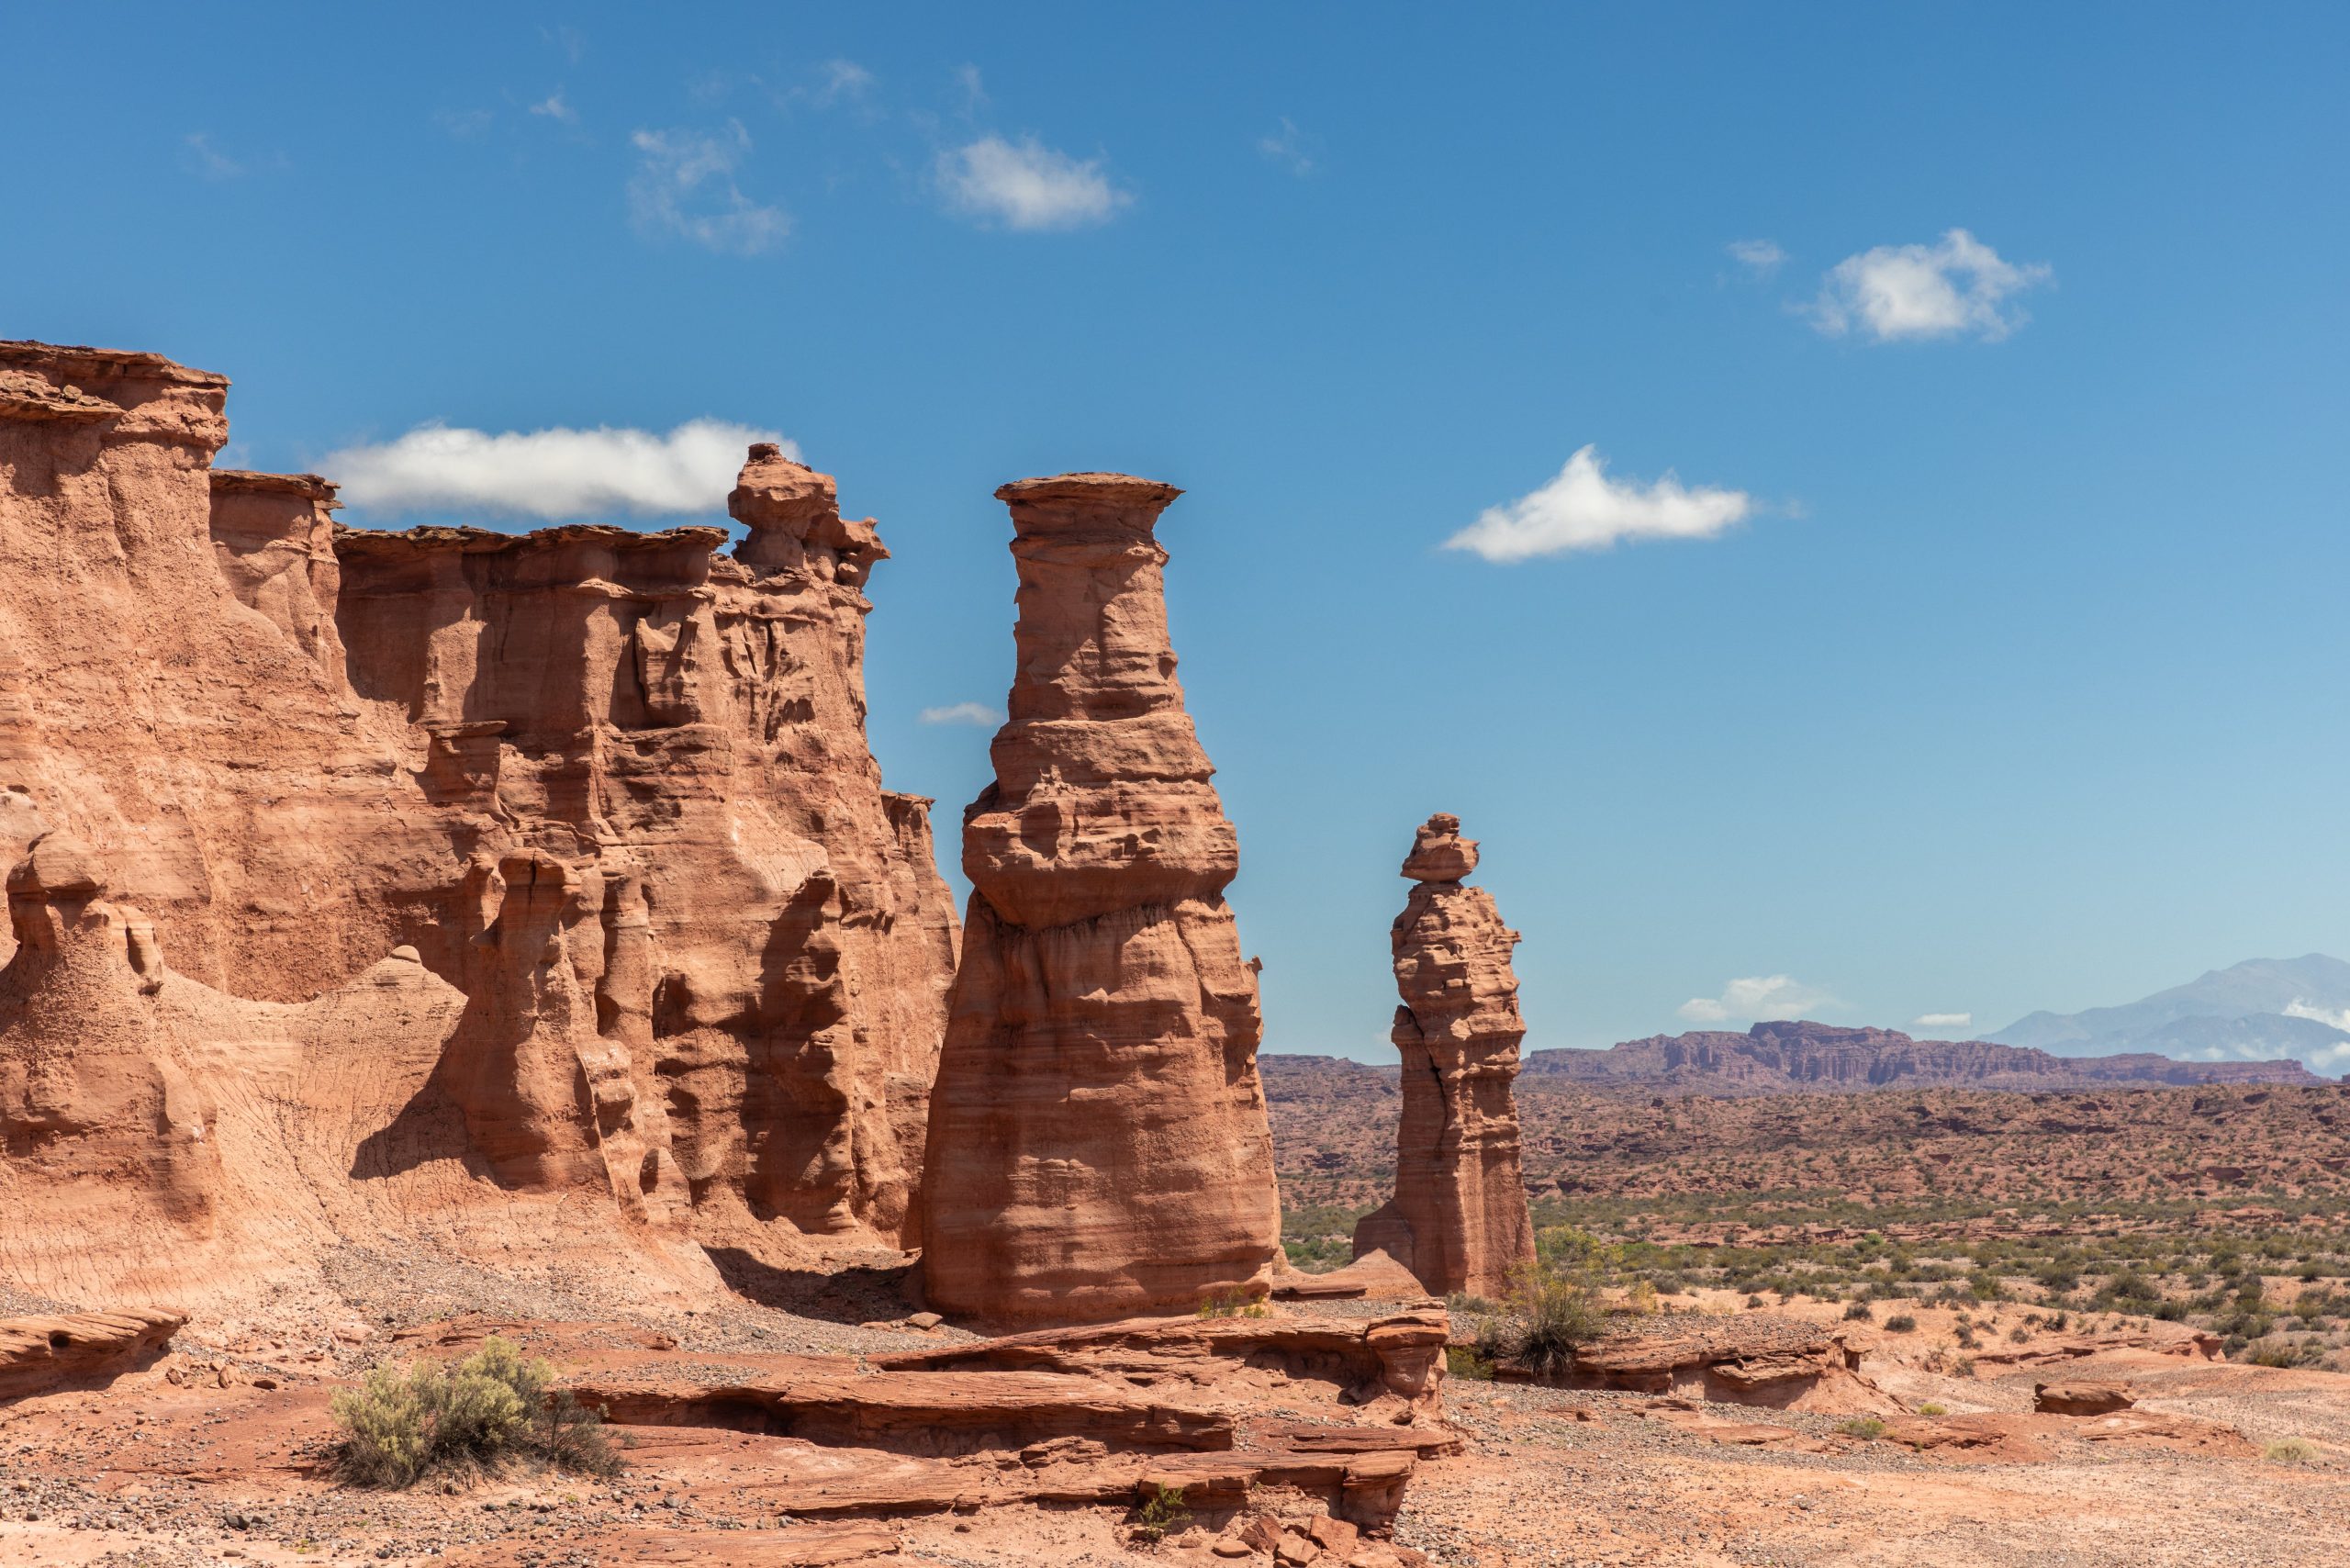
[921, 474, 1280, 1323]
[0, 340, 955, 1303]
[1352, 814, 1537, 1298]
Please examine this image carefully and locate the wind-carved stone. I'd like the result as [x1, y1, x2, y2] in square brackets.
[1353, 814, 1537, 1299]
[921, 474, 1281, 1324]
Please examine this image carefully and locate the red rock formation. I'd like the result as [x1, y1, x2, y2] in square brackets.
[0, 340, 955, 1304]
[921, 474, 1280, 1324]
[1352, 814, 1536, 1299]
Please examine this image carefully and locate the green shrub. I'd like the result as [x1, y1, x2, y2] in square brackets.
[1915, 1402, 1946, 1417]
[1130, 1484, 1191, 1542]
[330, 1336, 617, 1489]
[2263, 1438, 2321, 1465]
[1508, 1261, 1608, 1379]
[1836, 1417, 1886, 1439]
[1884, 1314, 1919, 1333]
[1842, 1301, 1874, 1322]
[1197, 1291, 1270, 1318]
[1445, 1344, 1496, 1381]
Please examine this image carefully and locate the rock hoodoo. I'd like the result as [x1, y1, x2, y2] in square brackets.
[921, 474, 1281, 1323]
[0, 339, 957, 1304]
[1352, 813, 1537, 1298]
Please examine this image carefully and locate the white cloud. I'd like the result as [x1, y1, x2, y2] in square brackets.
[1445, 445, 1755, 563]
[1728, 238, 1785, 272]
[939, 136, 1129, 230]
[2285, 1000, 2350, 1032]
[1807, 229, 2051, 342]
[530, 91, 577, 125]
[919, 701, 1004, 727]
[2311, 1042, 2350, 1072]
[1679, 976, 1838, 1025]
[184, 133, 244, 180]
[434, 107, 494, 140]
[954, 65, 988, 113]
[324, 420, 790, 521]
[1259, 118, 1315, 175]
[817, 59, 875, 105]
[1913, 1012, 1973, 1031]
[628, 122, 789, 255]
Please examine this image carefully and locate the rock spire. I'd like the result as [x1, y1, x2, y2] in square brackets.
[921, 473, 1281, 1323]
[1352, 813, 1538, 1298]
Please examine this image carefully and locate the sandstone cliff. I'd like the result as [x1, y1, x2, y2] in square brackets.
[0, 341, 955, 1306]
[921, 474, 1281, 1323]
[1351, 815, 1537, 1298]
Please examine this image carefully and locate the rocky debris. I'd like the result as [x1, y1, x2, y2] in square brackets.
[1535, 1314, 1898, 1414]
[0, 339, 955, 1306]
[1352, 815, 1537, 1300]
[921, 473, 1279, 1324]
[2034, 1378, 2134, 1415]
[0, 1308, 183, 1398]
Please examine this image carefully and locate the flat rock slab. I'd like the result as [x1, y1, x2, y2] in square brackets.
[0, 1309, 183, 1400]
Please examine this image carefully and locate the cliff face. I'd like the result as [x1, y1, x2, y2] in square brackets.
[1524, 1021, 2326, 1093]
[921, 474, 1281, 1324]
[0, 341, 955, 1304]
[1352, 815, 1537, 1298]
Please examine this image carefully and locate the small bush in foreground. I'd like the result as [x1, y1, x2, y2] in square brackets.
[330, 1336, 617, 1488]
[1511, 1263, 1608, 1379]
[1836, 1417, 1886, 1440]
[1129, 1484, 1191, 1542]
[1843, 1300, 1874, 1322]
[1446, 1344, 1496, 1381]
[2263, 1438, 2321, 1465]
[1916, 1402, 1947, 1417]
[1884, 1314, 1919, 1333]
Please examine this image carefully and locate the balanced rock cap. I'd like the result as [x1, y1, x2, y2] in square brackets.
[1401, 812, 1478, 883]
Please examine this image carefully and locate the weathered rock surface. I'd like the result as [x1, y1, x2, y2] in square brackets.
[2034, 1378, 2134, 1415]
[1535, 1314, 1898, 1414]
[1526, 1018, 2325, 1092]
[0, 341, 955, 1305]
[1352, 815, 1536, 1300]
[920, 474, 1279, 1324]
[0, 1307, 183, 1399]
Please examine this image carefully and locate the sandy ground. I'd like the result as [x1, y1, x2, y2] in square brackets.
[0, 1279, 2343, 1567]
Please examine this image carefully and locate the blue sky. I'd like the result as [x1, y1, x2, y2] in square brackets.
[6, 4, 2346, 1059]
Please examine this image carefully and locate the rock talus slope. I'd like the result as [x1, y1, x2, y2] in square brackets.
[0, 341, 956, 1306]
[1353, 814, 1537, 1298]
[921, 473, 1281, 1323]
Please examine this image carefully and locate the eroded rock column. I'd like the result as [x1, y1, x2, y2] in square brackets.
[921, 474, 1280, 1324]
[1353, 814, 1537, 1298]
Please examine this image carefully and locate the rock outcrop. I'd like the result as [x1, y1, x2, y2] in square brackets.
[921, 474, 1280, 1324]
[0, 1307, 184, 1399]
[0, 340, 956, 1305]
[1525, 1019, 2326, 1092]
[1352, 815, 1536, 1299]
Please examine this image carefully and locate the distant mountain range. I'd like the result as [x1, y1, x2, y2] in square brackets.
[1988, 954, 2350, 1071]
[1519, 1018, 2326, 1093]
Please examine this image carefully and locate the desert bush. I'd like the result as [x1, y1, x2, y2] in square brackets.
[1505, 1260, 1608, 1379]
[1130, 1484, 1191, 1542]
[1915, 1402, 1946, 1417]
[2263, 1438, 2321, 1465]
[1446, 1344, 1496, 1381]
[1196, 1292, 1270, 1318]
[1835, 1417, 1886, 1439]
[331, 1337, 616, 1488]
[1883, 1314, 1919, 1333]
[1842, 1301, 1874, 1322]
